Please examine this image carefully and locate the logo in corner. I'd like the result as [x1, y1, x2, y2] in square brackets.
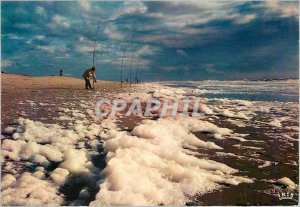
[275, 189, 295, 200]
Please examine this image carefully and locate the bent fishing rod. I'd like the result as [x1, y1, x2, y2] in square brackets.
[120, 47, 127, 88]
[92, 20, 101, 68]
[92, 19, 115, 67]
[135, 59, 140, 83]
[129, 52, 134, 87]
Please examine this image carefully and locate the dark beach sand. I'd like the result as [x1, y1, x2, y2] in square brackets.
[1, 74, 125, 129]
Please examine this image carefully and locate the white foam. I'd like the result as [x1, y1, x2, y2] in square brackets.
[58, 107, 71, 113]
[233, 100, 253, 107]
[90, 116, 253, 205]
[227, 133, 248, 142]
[131, 117, 223, 149]
[56, 115, 73, 121]
[228, 119, 246, 128]
[200, 104, 214, 115]
[276, 177, 297, 190]
[72, 111, 86, 118]
[50, 168, 70, 186]
[269, 119, 282, 128]
[11, 118, 80, 144]
[2, 139, 63, 166]
[1, 172, 63, 206]
[286, 125, 299, 131]
[216, 152, 245, 159]
[39, 103, 48, 106]
[2, 174, 17, 190]
[285, 161, 298, 166]
[2, 117, 99, 185]
[282, 134, 298, 141]
[258, 161, 271, 168]
[219, 109, 251, 120]
[233, 144, 263, 150]
[32, 170, 46, 180]
[59, 148, 93, 174]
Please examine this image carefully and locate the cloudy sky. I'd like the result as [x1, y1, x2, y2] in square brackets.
[1, 0, 299, 81]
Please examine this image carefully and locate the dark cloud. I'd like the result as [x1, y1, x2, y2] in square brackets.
[1, 1, 299, 80]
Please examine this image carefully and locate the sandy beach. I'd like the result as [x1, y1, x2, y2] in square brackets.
[1, 74, 123, 128]
[1, 73, 120, 90]
[1, 74, 299, 206]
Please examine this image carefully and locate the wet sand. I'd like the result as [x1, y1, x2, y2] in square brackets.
[192, 115, 299, 205]
[1, 74, 126, 129]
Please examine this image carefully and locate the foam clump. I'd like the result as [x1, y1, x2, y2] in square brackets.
[2, 139, 63, 166]
[269, 118, 282, 128]
[219, 109, 251, 120]
[11, 118, 81, 144]
[2, 174, 16, 190]
[276, 177, 297, 189]
[50, 168, 70, 185]
[132, 117, 223, 149]
[1, 172, 63, 206]
[233, 99, 253, 107]
[1, 117, 99, 200]
[59, 148, 93, 174]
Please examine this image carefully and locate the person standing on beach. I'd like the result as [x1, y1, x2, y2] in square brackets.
[60, 69, 63, 76]
[82, 67, 97, 89]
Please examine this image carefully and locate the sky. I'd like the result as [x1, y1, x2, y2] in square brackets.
[1, 0, 299, 81]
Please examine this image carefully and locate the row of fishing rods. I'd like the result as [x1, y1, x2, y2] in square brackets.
[120, 47, 141, 88]
[92, 20, 141, 88]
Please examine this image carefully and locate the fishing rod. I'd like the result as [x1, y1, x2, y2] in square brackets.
[135, 59, 140, 83]
[92, 20, 101, 67]
[91, 20, 102, 90]
[129, 52, 134, 87]
[120, 47, 127, 88]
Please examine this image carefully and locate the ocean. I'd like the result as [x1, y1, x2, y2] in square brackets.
[164, 79, 299, 102]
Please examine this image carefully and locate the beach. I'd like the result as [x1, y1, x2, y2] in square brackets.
[1, 74, 299, 205]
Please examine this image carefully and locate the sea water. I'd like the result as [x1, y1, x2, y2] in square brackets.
[164, 79, 299, 102]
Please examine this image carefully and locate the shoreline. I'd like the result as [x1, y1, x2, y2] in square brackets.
[2, 72, 299, 83]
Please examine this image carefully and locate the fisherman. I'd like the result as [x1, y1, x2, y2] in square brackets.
[82, 67, 97, 89]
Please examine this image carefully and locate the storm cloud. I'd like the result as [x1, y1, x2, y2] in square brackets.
[1, 1, 299, 80]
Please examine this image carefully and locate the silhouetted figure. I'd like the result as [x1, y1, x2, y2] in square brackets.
[82, 67, 97, 90]
[60, 69, 63, 76]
